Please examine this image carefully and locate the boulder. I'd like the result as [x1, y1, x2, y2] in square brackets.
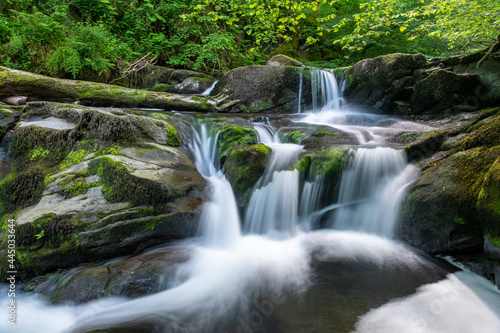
[343, 53, 427, 112]
[211, 65, 313, 113]
[0, 102, 205, 280]
[398, 108, 500, 254]
[267, 54, 304, 67]
[224, 144, 271, 206]
[411, 69, 482, 114]
[24, 242, 192, 304]
[2, 95, 27, 106]
[173, 76, 213, 94]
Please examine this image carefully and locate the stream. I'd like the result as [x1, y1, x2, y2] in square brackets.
[1, 70, 500, 333]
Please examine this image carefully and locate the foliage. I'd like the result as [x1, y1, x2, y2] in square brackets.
[0, 0, 497, 77]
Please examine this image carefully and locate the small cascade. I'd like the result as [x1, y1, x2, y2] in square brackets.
[332, 147, 419, 237]
[202, 80, 218, 95]
[244, 123, 303, 237]
[297, 71, 303, 113]
[245, 169, 300, 237]
[311, 69, 343, 111]
[189, 124, 241, 248]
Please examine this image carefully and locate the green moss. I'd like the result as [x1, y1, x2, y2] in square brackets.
[224, 144, 270, 200]
[28, 146, 50, 161]
[0, 169, 45, 214]
[312, 131, 339, 138]
[166, 124, 180, 147]
[59, 149, 89, 170]
[279, 130, 310, 144]
[88, 157, 170, 207]
[294, 147, 348, 181]
[217, 125, 258, 158]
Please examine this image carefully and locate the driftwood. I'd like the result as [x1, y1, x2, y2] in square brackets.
[0, 66, 231, 112]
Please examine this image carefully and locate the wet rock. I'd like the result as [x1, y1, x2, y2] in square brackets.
[0, 102, 204, 281]
[24, 243, 192, 304]
[173, 77, 213, 94]
[211, 65, 313, 113]
[399, 109, 500, 254]
[224, 144, 271, 206]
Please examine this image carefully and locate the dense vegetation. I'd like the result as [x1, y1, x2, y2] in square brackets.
[0, 0, 497, 80]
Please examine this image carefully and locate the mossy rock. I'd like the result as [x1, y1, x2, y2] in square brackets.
[295, 147, 348, 182]
[88, 157, 170, 207]
[411, 69, 482, 114]
[224, 144, 271, 204]
[460, 110, 500, 150]
[477, 158, 500, 239]
[216, 124, 258, 159]
[0, 169, 45, 214]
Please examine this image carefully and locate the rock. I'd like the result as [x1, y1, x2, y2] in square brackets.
[2, 95, 27, 106]
[343, 53, 426, 112]
[267, 54, 304, 67]
[398, 109, 500, 254]
[24, 242, 192, 304]
[224, 144, 271, 206]
[0, 102, 205, 281]
[0, 105, 22, 141]
[173, 77, 213, 94]
[215, 123, 259, 160]
[411, 69, 482, 114]
[211, 65, 313, 113]
[295, 146, 349, 183]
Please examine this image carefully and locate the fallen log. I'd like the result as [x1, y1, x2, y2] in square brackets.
[0, 66, 230, 112]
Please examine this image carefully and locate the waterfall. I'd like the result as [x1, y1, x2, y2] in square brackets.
[245, 169, 300, 237]
[244, 123, 303, 237]
[332, 147, 419, 237]
[189, 124, 241, 248]
[311, 69, 343, 111]
[202, 80, 218, 95]
[298, 71, 303, 113]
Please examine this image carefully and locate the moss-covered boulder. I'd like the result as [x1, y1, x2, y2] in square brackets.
[411, 69, 481, 114]
[215, 123, 258, 161]
[399, 108, 500, 254]
[343, 53, 427, 113]
[211, 65, 313, 113]
[0, 102, 206, 281]
[295, 147, 348, 182]
[224, 144, 271, 205]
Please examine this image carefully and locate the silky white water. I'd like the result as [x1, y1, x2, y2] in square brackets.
[333, 147, 420, 237]
[188, 124, 241, 248]
[244, 124, 303, 237]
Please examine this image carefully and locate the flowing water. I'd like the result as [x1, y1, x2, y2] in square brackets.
[2, 70, 500, 333]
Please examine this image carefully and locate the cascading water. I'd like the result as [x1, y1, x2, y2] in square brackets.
[311, 69, 343, 111]
[202, 80, 218, 95]
[189, 124, 241, 248]
[332, 147, 419, 237]
[244, 124, 303, 237]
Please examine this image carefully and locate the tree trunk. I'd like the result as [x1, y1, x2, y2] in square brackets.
[0, 67, 231, 112]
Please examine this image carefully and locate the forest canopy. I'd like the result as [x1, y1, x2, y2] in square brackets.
[0, 0, 497, 79]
